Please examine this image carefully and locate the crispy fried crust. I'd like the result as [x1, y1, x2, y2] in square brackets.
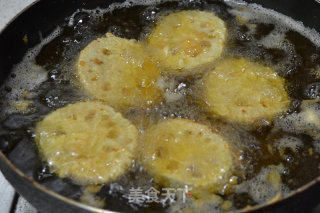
[204, 58, 289, 124]
[77, 33, 162, 109]
[140, 119, 235, 191]
[147, 10, 227, 74]
[35, 101, 138, 184]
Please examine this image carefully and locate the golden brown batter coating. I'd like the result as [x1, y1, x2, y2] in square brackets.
[35, 101, 138, 184]
[147, 10, 227, 75]
[140, 119, 235, 192]
[77, 33, 162, 109]
[204, 58, 289, 125]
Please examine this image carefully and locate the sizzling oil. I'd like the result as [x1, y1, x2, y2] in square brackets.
[1, 0, 320, 212]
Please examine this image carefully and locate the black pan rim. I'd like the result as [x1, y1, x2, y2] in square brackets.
[1, 0, 320, 212]
[2, 148, 320, 213]
[0, 0, 39, 35]
[0, 151, 115, 213]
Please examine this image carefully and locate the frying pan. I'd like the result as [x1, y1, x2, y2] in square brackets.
[0, 0, 320, 212]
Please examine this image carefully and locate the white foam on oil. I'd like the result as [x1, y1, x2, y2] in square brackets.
[108, 0, 168, 10]
[70, 0, 180, 24]
[274, 136, 303, 154]
[226, 0, 320, 47]
[258, 31, 293, 51]
[2, 1, 320, 212]
[0, 26, 62, 116]
[167, 192, 223, 213]
[3, 64, 47, 99]
[274, 100, 320, 140]
[157, 76, 187, 103]
[235, 165, 289, 204]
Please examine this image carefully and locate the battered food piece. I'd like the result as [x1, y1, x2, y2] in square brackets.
[77, 33, 162, 109]
[147, 10, 227, 75]
[204, 58, 289, 125]
[139, 119, 235, 192]
[35, 101, 138, 184]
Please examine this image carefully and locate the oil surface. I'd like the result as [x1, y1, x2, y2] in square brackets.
[1, 0, 320, 212]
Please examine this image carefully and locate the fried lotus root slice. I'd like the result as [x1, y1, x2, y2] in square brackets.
[77, 33, 162, 109]
[147, 10, 227, 75]
[204, 58, 289, 125]
[35, 101, 138, 184]
[140, 119, 235, 192]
